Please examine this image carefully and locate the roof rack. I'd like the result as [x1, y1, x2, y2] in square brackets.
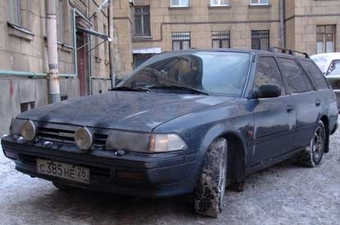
[268, 47, 310, 58]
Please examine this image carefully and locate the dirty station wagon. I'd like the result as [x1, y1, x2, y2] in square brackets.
[1, 48, 338, 217]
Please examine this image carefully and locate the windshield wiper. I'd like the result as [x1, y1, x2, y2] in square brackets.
[112, 86, 151, 92]
[149, 85, 209, 95]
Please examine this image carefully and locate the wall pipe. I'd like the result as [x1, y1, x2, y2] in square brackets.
[0, 70, 77, 78]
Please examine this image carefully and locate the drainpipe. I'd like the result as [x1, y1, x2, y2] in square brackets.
[108, 0, 115, 89]
[46, 0, 61, 103]
[279, 0, 286, 48]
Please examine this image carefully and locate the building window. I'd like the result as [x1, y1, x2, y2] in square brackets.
[210, 0, 229, 6]
[251, 30, 270, 50]
[172, 32, 190, 50]
[250, 0, 269, 5]
[317, 25, 335, 54]
[9, 0, 21, 25]
[170, 0, 189, 7]
[134, 6, 151, 36]
[212, 31, 230, 49]
[57, 0, 65, 42]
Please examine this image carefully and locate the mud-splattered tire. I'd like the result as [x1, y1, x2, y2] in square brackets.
[297, 121, 326, 167]
[52, 181, 73, 191]
[194, 138, 227, 218]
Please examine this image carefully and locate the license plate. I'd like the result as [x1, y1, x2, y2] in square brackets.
[36, 159, 90, 184]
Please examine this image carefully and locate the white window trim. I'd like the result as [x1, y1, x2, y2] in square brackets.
[210, 0, 229, 7]
[250, 0, 269, 5]
[170, 0, 189, 7]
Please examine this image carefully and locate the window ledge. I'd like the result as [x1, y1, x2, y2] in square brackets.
[208, 5, 231, 9]
[248, 4, 271, 8]
[168, 6, 191, 10]
[7, 22, 34, 41]
[133, 36, 153, 42]
[57, 42, 73, 53]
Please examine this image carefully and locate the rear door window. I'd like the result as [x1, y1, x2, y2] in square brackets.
[277, 57, 313, 94]
[298, 59, 329, 90]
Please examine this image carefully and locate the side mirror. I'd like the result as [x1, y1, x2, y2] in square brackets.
[254, 84, 281, 99]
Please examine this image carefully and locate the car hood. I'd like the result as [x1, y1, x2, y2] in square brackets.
[18, 91, 233, 132]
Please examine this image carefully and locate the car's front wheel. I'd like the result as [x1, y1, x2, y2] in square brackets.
[297, 120, 326, 167]
[194, 138, 227, 218]
[52, 181, 74, 191]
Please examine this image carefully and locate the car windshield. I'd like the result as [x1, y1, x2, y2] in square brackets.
[327, 60, 340, 76]
[117, 52, 251, 96]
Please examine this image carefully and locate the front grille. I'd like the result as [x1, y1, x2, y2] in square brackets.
[36, 127, 108, 148]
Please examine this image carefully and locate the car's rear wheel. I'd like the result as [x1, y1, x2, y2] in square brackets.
[297, 120, 326, 167]
[194, 138, 227, 218]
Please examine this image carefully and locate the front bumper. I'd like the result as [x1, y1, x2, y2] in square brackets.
[1, 136, 198, 197]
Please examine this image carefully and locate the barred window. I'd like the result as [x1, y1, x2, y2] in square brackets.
[134, 6, 151, 36]
[251, 30, 270, 50]
[210, 0, 229, 6]
[170, 0, 189, 7]
[250, 0, 269, 5]
[172, 32, 190, 50]
[212, 31, 230, 49]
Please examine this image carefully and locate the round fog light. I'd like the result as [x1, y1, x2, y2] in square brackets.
[74, 127, 93, 151]
[21, 120, 37, 141]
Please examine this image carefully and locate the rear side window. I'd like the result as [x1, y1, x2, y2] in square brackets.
[299, 59, 329, 90]
[254, 56, 285, 95]
[277, 58, 313, 94]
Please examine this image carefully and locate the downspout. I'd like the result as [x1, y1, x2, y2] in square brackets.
[72, 9, 78, 78]
[46, 0, 61, 103]
[108, 0, 115, 89]
[279, 0, 286, 48]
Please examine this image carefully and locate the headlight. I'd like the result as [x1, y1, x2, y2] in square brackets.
[21, 120, 37, 141]
[74, 127, 93, 151]
[105, 131, 187, 153]
[9, 118, 27, 135]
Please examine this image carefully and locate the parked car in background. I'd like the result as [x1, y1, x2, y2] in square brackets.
[311, 53, 340, 111]
[1, 49, 338, 218]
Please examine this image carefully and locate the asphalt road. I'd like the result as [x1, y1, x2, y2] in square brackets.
[1, 130, 340, 225]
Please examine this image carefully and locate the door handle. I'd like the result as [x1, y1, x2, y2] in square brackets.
[286, 105, 294, 113]
[315, 100, 321, 107]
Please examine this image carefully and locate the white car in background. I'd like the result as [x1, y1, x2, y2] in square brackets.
[311, 53, 340, 111]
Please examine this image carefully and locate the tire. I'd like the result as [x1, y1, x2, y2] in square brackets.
[52, 181, 73, 191]
[194, 138, 227, 218]
[297, 120, 326, 167]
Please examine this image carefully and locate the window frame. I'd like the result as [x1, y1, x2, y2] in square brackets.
[250, 0, 269, 5]
[211, 31, 230, 49]
[134, 6, 151, 37]
[172, 32, 191, 50]
[251, 30, 270, 50]
[9, 0, 21, 26]
[210, 0, 229, 7]
[170, 0, 189, 7]
[316, 25, 336, 54]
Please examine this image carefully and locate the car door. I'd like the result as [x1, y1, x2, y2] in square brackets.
[277, 57, 320, 149]
[248, 56, 296, 167]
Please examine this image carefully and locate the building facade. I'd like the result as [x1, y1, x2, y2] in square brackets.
[0, 0, 113, 135]
[127, 0, 340, 69]
[1, 0, 340, 135]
